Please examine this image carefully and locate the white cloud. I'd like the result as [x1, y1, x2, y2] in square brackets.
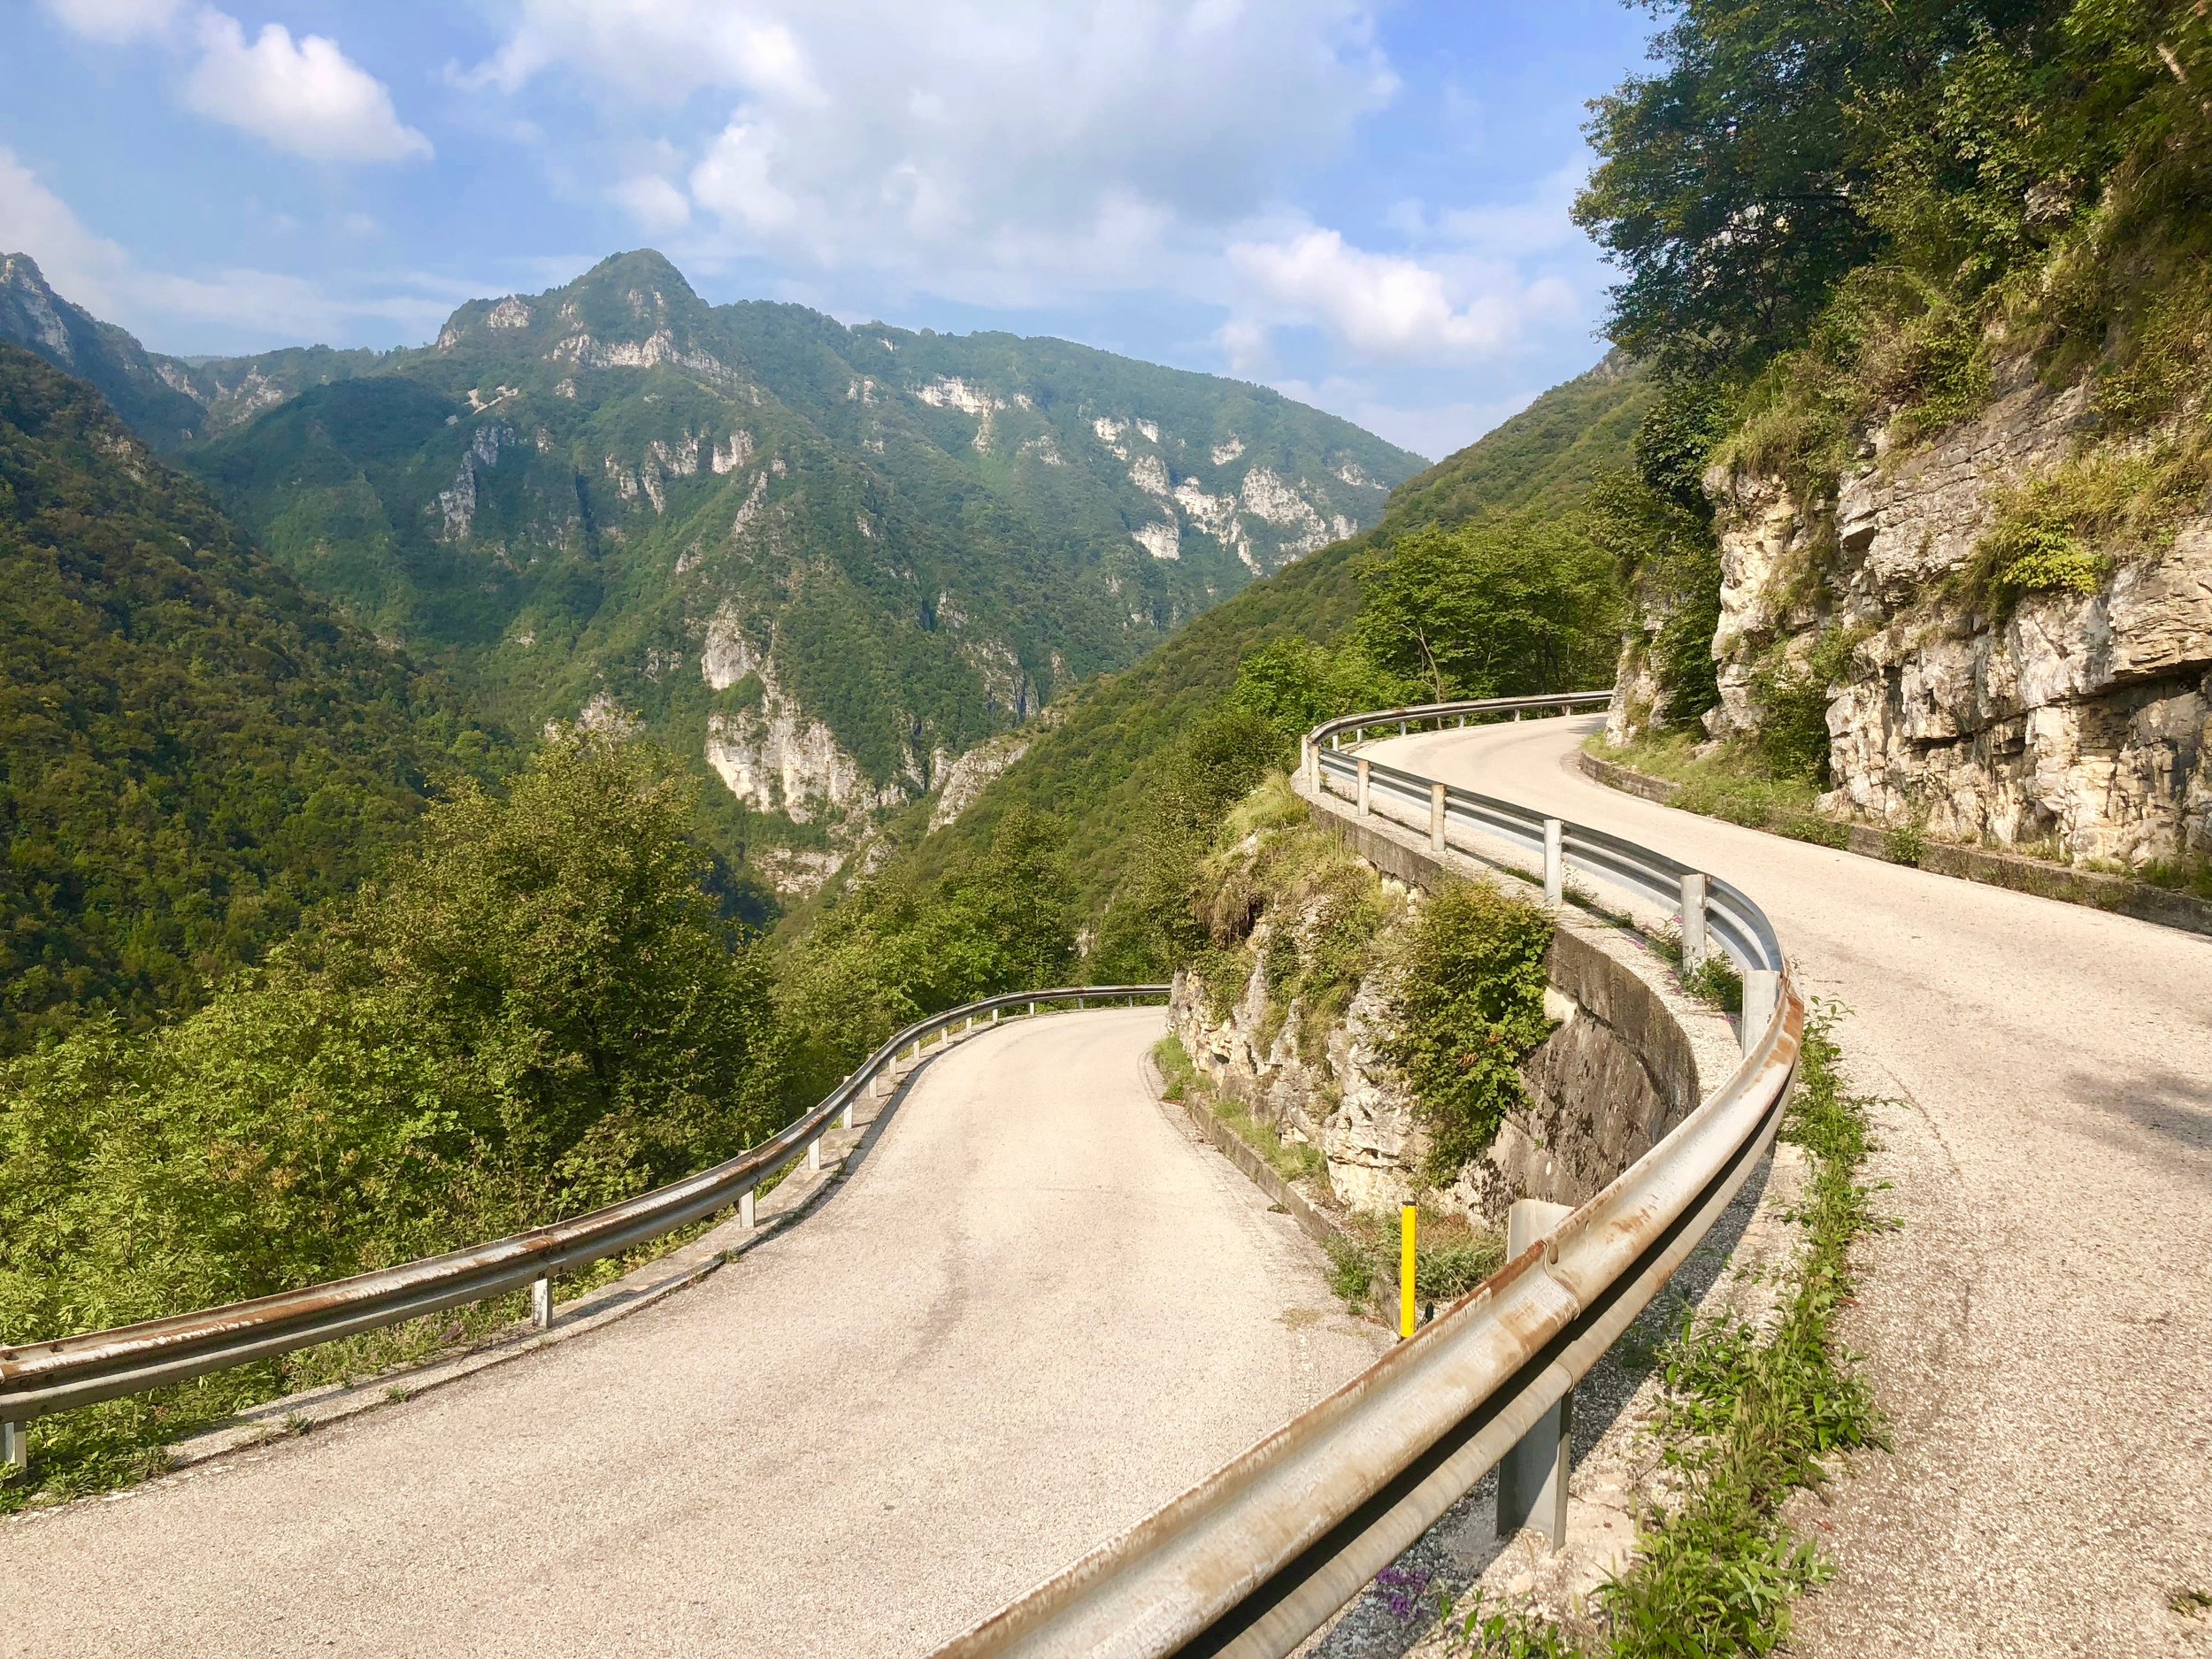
[469, 0, 1393, 299]
[0, 148, 456, 345]
[0, 147, 132, 319]
[1227, 227, 1571, 361]
[688, 122, 797, 235]
[468, 2, 820, 107]
[39, 0, 182, 45]
[182, 12, 433, 163]
[613, 174, 692, 234]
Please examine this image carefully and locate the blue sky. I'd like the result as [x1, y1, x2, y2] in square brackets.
[4, 2, 1657, 459]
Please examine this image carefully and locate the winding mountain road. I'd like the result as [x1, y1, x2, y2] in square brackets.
[0, 1007, 1386, 1659]
[1363, 715, 2212, 1659]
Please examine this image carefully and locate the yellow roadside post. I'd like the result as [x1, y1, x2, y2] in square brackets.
[1399, 1203, 1417, 1340]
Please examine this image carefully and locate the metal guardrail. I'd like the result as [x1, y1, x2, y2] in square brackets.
[1309, 690, 1613, 753]
[929, 696, 1802, 1659]
[1325, 748, 1784, 981]
[0, 986, 1168, 1458]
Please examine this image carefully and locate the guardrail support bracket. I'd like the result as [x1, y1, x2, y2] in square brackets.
[1742, 970, 1780, 1054]
[3, 1419, 25, 1471]
[530, 1275, 553, 1332]
[1498, 1199, 1576, 1550]
[1679, 873, 1709, 971]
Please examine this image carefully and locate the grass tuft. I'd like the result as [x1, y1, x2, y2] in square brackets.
[1435, 1004, 1885, 1659]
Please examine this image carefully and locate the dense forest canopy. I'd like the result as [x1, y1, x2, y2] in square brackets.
[0, 345, 493, 1054]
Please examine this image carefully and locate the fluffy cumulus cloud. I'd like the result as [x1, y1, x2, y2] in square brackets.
[183, 13, 433, 163]
[41, 2, 431, 164]
[38, 0, 182, 44]
[1226, 227, 1575, 361]
[472, 0, 1395, 301]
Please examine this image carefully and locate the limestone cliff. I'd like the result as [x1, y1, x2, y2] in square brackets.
[1168, 801, 1680, 1225]
[1633, 358, 2211, 868]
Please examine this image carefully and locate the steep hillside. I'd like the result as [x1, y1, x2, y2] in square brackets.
[0, 252, 1419, 893]
[892, 357, 1649, 912]
[1581, 1, 2212, 882]
[0, 344, 489, 1052]
[0, 256, 377, 449]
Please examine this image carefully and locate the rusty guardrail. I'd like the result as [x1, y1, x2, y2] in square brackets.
[928, 697, 1801, 1658]
[0, 985, 1168, 1463]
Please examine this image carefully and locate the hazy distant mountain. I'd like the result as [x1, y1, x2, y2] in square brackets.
[0, 255, 379, 449]
[0, 250, 1420, 888]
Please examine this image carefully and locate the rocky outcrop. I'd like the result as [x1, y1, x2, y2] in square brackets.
[926, 728, 1035, 832]
[1687, 360, 2212, 865]
[1171, 807, 1690, 1225]
[1171, 944, 1422, 1215]
[700, 610, 903, 826]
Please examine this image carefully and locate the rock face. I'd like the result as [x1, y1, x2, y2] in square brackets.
[1171, 939, 1427, 1215]
[1688, 361, 2212, 865]
[698, 610, 905, 825]
[1171, 894, 1678, 1225]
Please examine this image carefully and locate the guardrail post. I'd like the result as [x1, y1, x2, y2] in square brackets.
[531, 1275, 553, 1331]
[1027, 1000, 1035, 1016]
[1356, 757, 1371, 817]
[1543, 818, 1563, 906]
[1301, 734, 1316, 787]
[1679, 873, 1709, 971]
[808, 1138, 822, 1171]
[1429, 781, 1447, 851]
[3, 1419, 26, 1471]
[1741, 971, 1780, 1054]
[740, 1188, 755, 1229]
[840, 1095, 855, 1131]
[1498, 1198, 1577, 1549]
[1075, 995, 1086, 1010]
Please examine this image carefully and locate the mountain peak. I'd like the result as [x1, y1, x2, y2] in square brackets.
[573, 248, 695, 296]
[432, 249, 716, 357]
[1, 252, 80, 365]
[3, 252, 53, 293]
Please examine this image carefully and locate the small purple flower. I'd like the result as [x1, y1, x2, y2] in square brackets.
[1374, 1563, 1433, 1623]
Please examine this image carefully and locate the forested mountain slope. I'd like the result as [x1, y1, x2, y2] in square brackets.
[887, 356, 1650, 915]
[0, 344, 488, 1052]
[0, 252, 1420, 893]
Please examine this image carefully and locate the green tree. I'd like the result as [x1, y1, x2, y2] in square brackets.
[0, 733, 781, 1356]
[336, 733, 783, 1213]
[926, 807, 1079, 998]
[1087, 711, 1281, 981]
[1353, 519, 1617, 703]
[1229, 638, 1418, 740]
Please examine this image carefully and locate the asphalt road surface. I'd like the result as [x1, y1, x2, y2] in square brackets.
[0, 1007, 1386, 1659]
[1363, 716, 2212, 1659]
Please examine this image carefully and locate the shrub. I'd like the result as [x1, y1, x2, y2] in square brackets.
[1381, 880, 1555, 1180]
